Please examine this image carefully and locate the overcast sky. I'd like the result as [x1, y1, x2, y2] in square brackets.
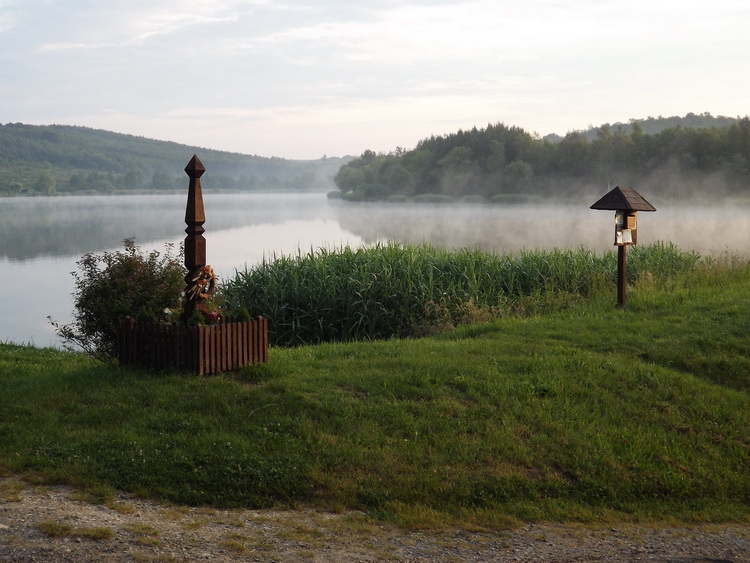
[1, 0, 748, 160]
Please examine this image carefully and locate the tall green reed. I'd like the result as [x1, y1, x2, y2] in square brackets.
[220, 242, 701, 347]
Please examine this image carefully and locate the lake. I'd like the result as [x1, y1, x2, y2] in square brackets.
[2, 192, 748, 348]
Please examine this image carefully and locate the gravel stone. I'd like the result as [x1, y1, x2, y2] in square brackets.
[1, 478, 749, 562]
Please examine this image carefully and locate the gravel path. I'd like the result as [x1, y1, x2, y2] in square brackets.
[1, 478, 749, 561]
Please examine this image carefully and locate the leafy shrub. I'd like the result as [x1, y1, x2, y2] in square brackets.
[386, 194, 411, 203]
[50, 238, 184, 361]
[413, 193, 455, 203]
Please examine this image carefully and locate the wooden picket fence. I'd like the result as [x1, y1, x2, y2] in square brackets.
[119, 317, 268, 375]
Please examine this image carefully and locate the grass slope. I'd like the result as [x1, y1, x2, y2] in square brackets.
[1, 266, 749, 528]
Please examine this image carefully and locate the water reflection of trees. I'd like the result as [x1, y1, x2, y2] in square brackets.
[1, 193, 334, 261]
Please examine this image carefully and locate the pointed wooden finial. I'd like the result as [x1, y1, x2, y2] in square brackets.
[184, 154, 206, 178]
[184, 155, 206, 225]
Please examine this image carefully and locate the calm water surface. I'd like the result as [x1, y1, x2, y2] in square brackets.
[2, 193, 748, 348]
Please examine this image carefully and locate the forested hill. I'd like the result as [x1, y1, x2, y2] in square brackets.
[333, 112, 750, 203]
[542, 112, 742, 142]
[0, 123, 351, 195]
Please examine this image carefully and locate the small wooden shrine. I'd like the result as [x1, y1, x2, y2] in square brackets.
[590, 185, 656, 307]
[119, 155, 268, 374]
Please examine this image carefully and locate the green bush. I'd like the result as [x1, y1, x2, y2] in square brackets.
[413, 193, 455, 203]
[50, 238, 184, 361]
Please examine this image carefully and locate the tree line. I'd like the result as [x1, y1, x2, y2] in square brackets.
[0, 123, 348, 195]
[332, 113, 750, 203]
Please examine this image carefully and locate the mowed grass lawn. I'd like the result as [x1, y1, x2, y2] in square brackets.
[1, 262, 749, 528]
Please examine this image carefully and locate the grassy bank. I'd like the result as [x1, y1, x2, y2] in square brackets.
[1, 255, 749, 528]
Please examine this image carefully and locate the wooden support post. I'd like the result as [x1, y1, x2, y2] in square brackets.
[182, 155, 208, 322]
[617, 244, 627, 308]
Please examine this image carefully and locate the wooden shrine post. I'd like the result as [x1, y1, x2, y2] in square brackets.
[182, 155, 213, 321]
[590, 186, 656, 308]
[617, 244, 627, 307]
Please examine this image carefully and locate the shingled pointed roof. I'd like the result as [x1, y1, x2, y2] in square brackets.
[590, 186, 656, 211]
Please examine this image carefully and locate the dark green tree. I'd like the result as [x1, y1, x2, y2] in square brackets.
[32, 170, 57, 195]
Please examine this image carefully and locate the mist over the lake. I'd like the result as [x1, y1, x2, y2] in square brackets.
[3, 192, 749, 349]
[331, 199, 750, 256]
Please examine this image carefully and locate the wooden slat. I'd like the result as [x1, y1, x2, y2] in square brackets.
[197, 324, 205, 376]
[249, 321, 258, 364]
[252, 319, 258, 365]
[228, 323, 237, 370]
[242, 321, 249, 366]
[232, 322, 239, 368]
[222, 324, 229, 371]
[262, 317, 269, 362]
[253, 319, 259, 364]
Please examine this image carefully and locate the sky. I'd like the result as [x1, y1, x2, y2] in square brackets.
[1, 0, 748, 160]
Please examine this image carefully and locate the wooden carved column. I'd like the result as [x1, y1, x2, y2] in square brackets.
[182, 155, 215, 321]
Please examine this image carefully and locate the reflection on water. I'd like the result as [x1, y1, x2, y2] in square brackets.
[2, 193, 749, 348]
[2, 193, 364, 348]
[5, 256, 75, 348]
[207, 219, 367, 276]
[0, 193, 336, 261]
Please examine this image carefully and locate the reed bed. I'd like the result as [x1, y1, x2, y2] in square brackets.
[220, 242, 700, 346]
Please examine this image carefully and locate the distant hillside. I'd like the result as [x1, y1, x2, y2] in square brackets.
[543, 112, 743, 142]
[333, 112, 750, 203]
[0, 123, 351, 195]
